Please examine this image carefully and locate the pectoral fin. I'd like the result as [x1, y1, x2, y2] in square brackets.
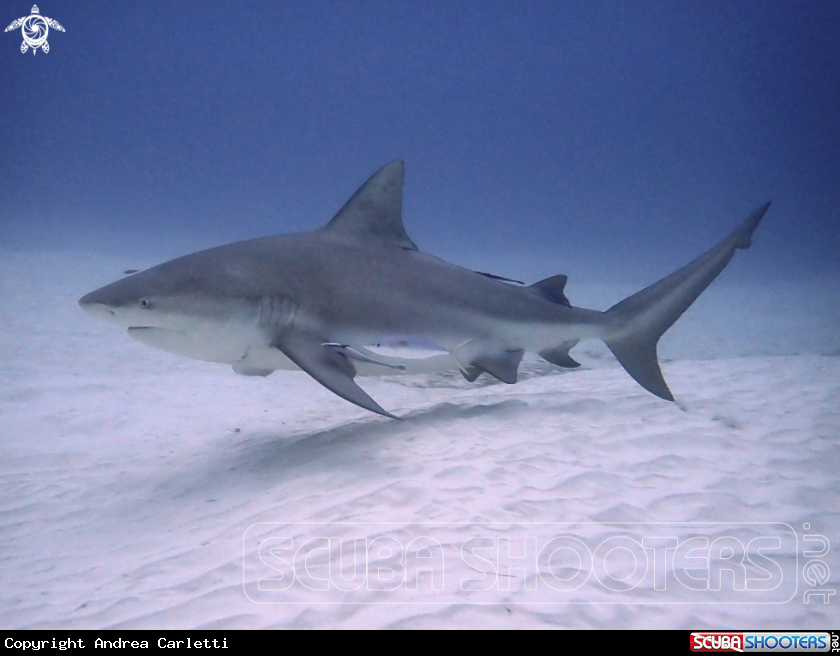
[273, 333, 398, 419]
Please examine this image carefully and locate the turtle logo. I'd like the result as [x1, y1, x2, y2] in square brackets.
[5, 5, 64, 55]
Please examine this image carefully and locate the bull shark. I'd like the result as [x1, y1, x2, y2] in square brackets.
[79, 161, 770, 419]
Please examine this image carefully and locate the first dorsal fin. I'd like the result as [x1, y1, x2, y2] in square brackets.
[324, 161, 418, 251]
[530, 275, 571, 307]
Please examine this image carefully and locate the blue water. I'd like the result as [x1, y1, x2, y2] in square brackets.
[1, 1, 837, 286]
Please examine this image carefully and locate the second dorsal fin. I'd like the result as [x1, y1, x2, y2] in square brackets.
[530, 275, 571, 307]
[324, 160, 418, 250]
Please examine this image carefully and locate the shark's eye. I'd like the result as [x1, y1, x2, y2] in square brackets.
[140, 298, 150, 308]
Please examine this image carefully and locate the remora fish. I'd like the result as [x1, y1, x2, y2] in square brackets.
[79, 161, 769, 419]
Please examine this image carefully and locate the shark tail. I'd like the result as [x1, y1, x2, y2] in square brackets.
[602, 202, 771, 401]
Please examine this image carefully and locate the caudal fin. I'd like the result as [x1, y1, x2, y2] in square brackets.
[603, 202, 771, 401]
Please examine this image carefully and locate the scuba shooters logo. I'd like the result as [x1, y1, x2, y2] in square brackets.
[4, 5, 64, 55]
[689, 632, 834, 652]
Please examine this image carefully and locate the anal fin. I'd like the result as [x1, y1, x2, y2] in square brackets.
[273, 333, 398, 419]
[539, 340, 581, 368]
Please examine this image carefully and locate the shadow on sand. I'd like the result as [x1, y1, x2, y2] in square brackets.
[152, 399, 529, 498]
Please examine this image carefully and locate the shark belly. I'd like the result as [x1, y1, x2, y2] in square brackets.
[127, 326, 253, 364]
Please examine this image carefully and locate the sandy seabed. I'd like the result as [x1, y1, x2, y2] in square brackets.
[1, 249, 838, 629]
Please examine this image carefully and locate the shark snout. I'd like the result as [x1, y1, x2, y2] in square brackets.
[78, 291, 122, 324]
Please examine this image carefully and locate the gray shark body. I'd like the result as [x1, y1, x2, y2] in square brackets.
[79, 161, 769, 418]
